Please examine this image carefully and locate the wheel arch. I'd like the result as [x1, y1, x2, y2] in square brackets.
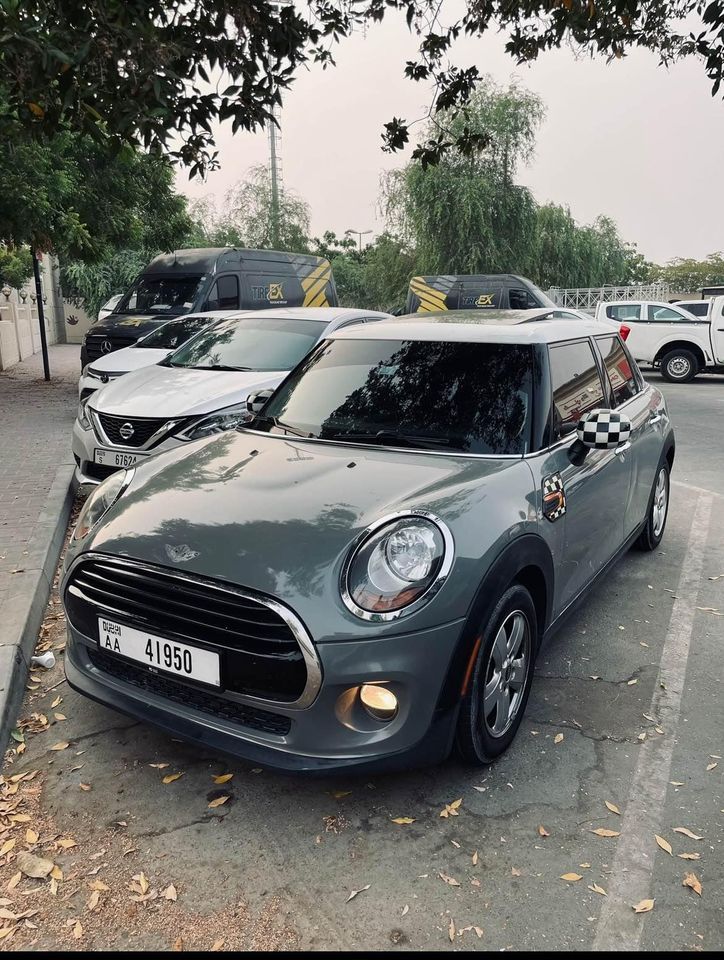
[436, 534, 554, 712]
[654, 340, 706, 370]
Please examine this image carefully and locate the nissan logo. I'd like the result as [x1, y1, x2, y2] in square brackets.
[119, 422, 135, 441]
[100, 340, 113, 354]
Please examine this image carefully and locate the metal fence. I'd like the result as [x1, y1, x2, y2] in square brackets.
[547, 284, 670, 312]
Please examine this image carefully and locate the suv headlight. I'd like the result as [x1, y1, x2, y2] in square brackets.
[341, 512, 454, 621]
[73, 469, 133, 541]
[77, 398, 92, 430]
[179, 403, 252, 441]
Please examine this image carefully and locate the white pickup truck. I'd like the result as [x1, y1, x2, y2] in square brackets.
[595, 298, 724, 382]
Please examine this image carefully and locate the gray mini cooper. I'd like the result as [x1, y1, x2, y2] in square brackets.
[62, 313, 674, 772]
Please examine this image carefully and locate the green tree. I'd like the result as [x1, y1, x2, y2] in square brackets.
[649, 253, 724, 291]
[2, 2, 720, 171]
[0, 244, 32, 289]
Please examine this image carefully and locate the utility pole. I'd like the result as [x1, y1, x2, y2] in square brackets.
[30, 247, 50, 381]
[268, 104, 282, 249]
[345, 229, 372, 254]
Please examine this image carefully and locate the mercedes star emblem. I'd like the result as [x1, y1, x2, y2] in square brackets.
[100, 340, 113, 354]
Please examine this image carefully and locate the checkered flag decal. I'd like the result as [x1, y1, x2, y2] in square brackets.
[576, 409, 631, 450]
[542, 472, 566, 521]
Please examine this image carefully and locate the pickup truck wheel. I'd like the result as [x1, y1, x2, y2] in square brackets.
[660, 348, 698, 383]
[456, 585, 537, 765]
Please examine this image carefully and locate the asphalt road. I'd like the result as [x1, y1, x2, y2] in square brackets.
[1, 373, 722, 951]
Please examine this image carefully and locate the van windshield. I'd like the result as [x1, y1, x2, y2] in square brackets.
[117, 275, 204, 316]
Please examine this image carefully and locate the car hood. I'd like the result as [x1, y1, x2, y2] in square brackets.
[87, 347, 171, 376]
[83, 430, 527, 637]
[89, 365, 287, 418]
[85, 313, 168, 338]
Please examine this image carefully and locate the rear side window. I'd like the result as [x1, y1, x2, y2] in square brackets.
[605, 304, 641, 322]
[647, 305, 689, 322]
[548, 340, 607, 440]
[206, 275, 239, 311]
[596, 336, 639, 406]
[678, 302, 709, 318]
[509, 288, 539, 309]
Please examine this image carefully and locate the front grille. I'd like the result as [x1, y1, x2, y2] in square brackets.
[96, 412, 170, 448]
[87, 648, 291, 736]
[64, 556, 308, 702]
[85, 335, 137, 362]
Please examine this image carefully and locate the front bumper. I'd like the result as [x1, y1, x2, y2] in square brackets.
[64, 613, 465, 774]
[71, 417, 186, 486]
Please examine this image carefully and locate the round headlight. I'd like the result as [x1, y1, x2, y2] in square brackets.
[73, 469, 133, 541]
[342, 512, 453, 621]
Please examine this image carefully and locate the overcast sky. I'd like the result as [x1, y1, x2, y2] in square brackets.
[177, 11, 724, 266]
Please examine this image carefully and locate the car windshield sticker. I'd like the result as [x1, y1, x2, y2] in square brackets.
[543, 473, 566, 522]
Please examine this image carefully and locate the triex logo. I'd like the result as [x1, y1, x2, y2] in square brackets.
[251, 282, 286, 303]
[461, 293, 495, 308]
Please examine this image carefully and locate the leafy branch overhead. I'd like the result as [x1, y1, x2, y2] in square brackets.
[1, 1, 722, 172]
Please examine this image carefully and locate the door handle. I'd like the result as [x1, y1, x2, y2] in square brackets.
[614, 441, 631, 456]
[649, 413, 662, 424]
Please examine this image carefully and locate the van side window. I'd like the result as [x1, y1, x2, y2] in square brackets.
[596, 336, 639, 406]
[206, 276, 239, 311]
[549, 341, 607, 440]
[509, 288, 537, 309]
[605, 304, 641, 322]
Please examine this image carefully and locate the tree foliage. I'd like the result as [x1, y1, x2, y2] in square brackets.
[61, 249, 151, 319]
[0, 244, 32, 289]
[649, 253, 724, 291]
[2, 1, 721, 171]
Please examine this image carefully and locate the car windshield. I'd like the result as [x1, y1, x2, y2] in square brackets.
[255, 338, 534, 455]
[136, 315, 215, 350]
[167, 316, 328, 372]
[116, 275, 204, 316]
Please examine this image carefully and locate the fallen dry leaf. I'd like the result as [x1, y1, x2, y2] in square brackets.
[162, 772, 184, 784]
[345, 884, 370, 903]
[560, 873, 583, 882]
[50, 741, 69, 751]
[472, 850, 478, 866]
[633, 898, 654, 914]
[162, 884, 178, 902]
[592, 828, 620, 838]
[538, 825, 550, 837]
[683, 871, 702, 896]
[331, 790, 351, 799]
[210, 941, 224, 952]
[554, 733, 564, 744]
[670, 781, 685, 787]
[50, 865, 63, 881]
[208, 796, 229, 809]
[73, 919, 83, 939]
[605, 800, 621, 816]
[655, 835, 673, 856]
[16, 851, 54, 879]
[172, 937, 183, 951]
[674, 827, 703, 841]
[0, 839, 16, 857]
[25, 830, 38, 845]
[511, 867, 521, 877]
[448, 918, 455, 943]
[57, 838, 77, 850]
[588, 882, 607, 896]
[391, 817, 415, 825]
[706, 762, 717, 772]
[439, 872, 461, 887]
[439, 798, 463, 819]
[213, 774, 233, 784]
[54, 713, 67, 722]
[7, 873, 21, 891]
[87, 890, 101, 911]
[149, 763, 169, 770]
[678, 852, 701, 861]
[89, 880, 109, 892]
[79, 783, 91, 792]
[627, 679, 638, 686]
[130, 872, 149, 895]
[401, 904, 409, 917]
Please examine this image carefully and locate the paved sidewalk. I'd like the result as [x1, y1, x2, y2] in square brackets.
[0, 345, 79, 749]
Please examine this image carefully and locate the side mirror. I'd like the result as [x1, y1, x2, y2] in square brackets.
[246, 389, 274, 415]
[569, 408, 632, 464]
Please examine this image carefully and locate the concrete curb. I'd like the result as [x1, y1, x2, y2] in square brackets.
[0, 464, 77, 754]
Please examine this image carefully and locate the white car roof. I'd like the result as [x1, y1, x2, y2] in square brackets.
[210, 307, 391, 323]
[328, 310, 609, 345]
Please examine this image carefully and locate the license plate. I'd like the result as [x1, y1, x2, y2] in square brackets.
[94, 448, 146, 468]
[97, 617, 220, 687]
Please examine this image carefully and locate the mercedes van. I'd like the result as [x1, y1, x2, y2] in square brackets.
[405, 274, 554, 314]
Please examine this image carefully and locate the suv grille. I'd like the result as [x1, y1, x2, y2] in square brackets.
[85, 335, 137, 362]
[87, 648, 291, 736]
[64, 556, 308, 702]
[95, 413, 171, 448]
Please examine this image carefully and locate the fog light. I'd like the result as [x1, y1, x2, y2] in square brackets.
[359, 684, 398, 721]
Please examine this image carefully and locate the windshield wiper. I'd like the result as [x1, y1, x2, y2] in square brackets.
[322, 429, 456, 449]
[189, 364, 252, 372]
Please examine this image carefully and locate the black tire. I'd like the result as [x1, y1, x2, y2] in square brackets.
[636, 462, 670, 551]
[660, 348, 698, 383]
[456, 584, 538, 765]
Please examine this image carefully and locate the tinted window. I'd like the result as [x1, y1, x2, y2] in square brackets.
[509, 288, 538, 309]
[549, 341, 606, 439]
[605, 304, 641, 322]
[676, 302, 709, 318]
[137, 315, 215, 350]
[168, 316, 327, 372]
[258, 339, 534, 455]
[597, 336, 639, 406]
[647, 305, 690, 322]
[205, 276, 239, 311]
[117, 275, 203, 316]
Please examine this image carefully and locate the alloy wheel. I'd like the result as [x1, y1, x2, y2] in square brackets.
[652, 467, 668, 538]
[482, 610, 531, 738]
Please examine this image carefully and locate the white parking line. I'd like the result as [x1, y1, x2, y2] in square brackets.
[594, 492, 713, 951]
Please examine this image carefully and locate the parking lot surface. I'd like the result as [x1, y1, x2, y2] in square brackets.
[1, 373, 722, 951]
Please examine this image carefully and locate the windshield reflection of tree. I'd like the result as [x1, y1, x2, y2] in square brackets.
[319, 342, 532, 454]
[174, 324, 236, 367]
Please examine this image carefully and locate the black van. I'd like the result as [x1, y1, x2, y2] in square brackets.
[80, 248, 338, 368]
[405, 273, 554, 314]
